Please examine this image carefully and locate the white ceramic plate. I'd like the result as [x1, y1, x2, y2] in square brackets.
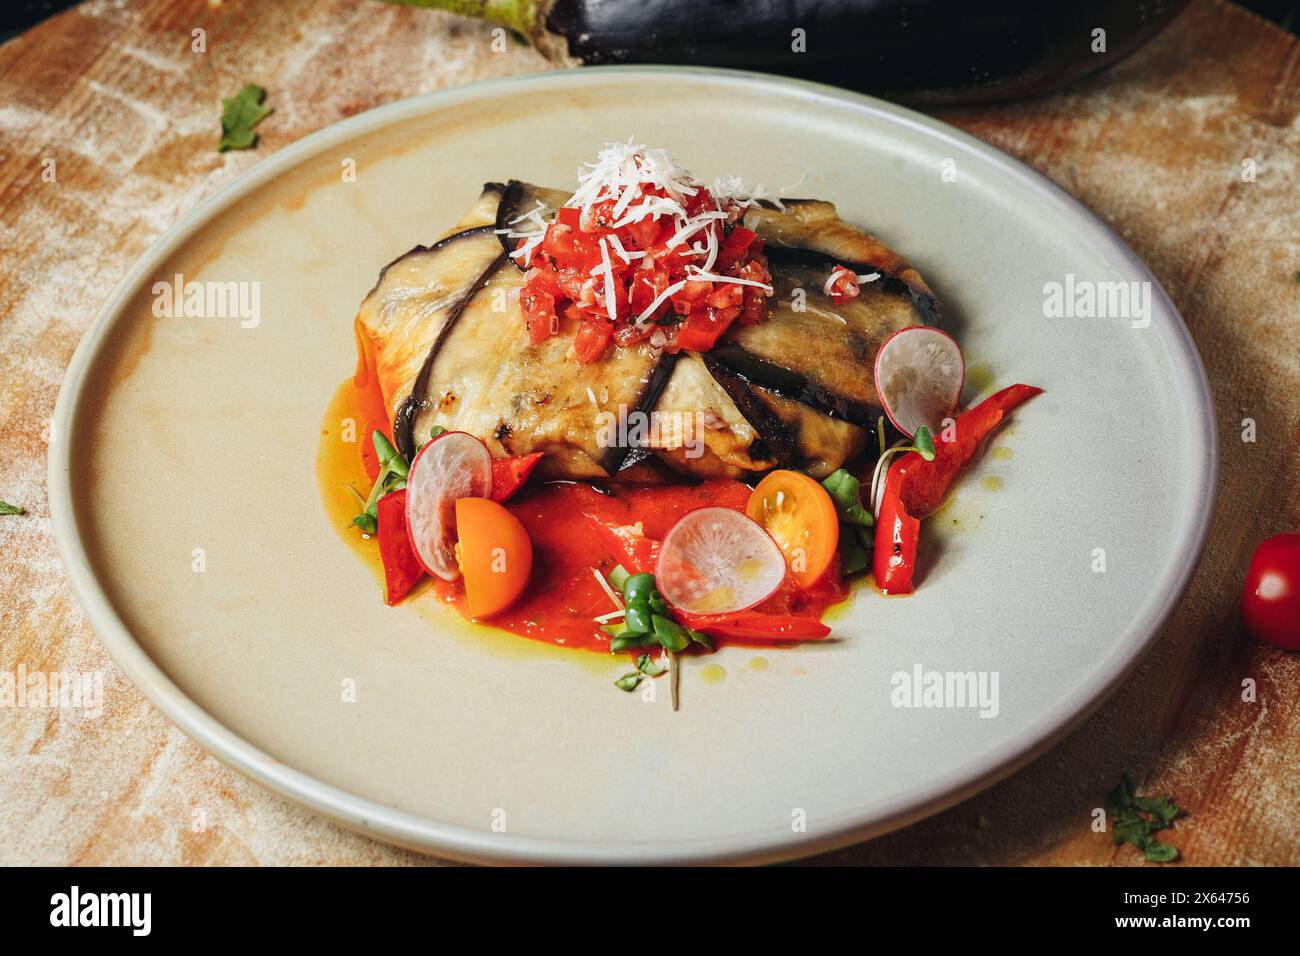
[49, 67, 1216, 864]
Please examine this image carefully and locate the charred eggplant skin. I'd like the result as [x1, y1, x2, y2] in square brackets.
[601, 351, 680, 474]
[762, 246, 939, 326]
[702, 356, 799, 469]
[493, 179, 573, 266]
[388, 0, 1186, 106]
[393, 246, 509, 460]
[708, 343, 876, 427]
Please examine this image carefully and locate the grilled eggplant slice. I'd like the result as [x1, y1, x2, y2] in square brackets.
[746, 199, 939, 321]
[494, 180, 571, 262]
[702, 356, 867, 479]
[356, 181, 934, 480]
[708, 260, 927, 428]
[355, 184, 508, 459]
[409, 252, 673, 477]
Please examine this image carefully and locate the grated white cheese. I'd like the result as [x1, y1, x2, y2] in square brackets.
[665, 210, 728, 249]
[687, 266, 773, 293]
[567, 141, 700, 215]
[496, 200, 550, 263]
[606, 232, 645, 264]
[515, 142, 777, 324]
[508, 200, 547, 225]
[596, 237, 617, 322]
[634, 278, 690, 327]
[591, 566, 624, 611]
[711, 175, 774, 209]
[823, 266, 882, 297]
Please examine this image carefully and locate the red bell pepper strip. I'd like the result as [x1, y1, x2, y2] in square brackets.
[874, 384, 1043, 595]
[903, 384, 1043, 518]
[490, 453, 543, 503]
[376, 489, 423, 606]
[678, 611, 831, 643]
[874, 462, 922, 595]
[585, 514, 660, 575]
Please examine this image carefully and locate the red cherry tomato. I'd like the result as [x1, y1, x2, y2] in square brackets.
[1241, 533, 1300, 650]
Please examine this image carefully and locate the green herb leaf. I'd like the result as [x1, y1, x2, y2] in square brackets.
[606, 564, 630, 592]
[622, 572, 656, 606]
[686, 627, 714, 652]
[614, 673, 642, 692]
[1143, 841, 1179, 863]
[623, 603, 652, 636]
[0, 500, 25, 516]
[821, 469, 873, 527]
[352, 431, 410, 534]
[913, 426, 936, 462]
[636, 654, 667, 677]
[609, 635, 650, 653]
[1106, 772, 1136, 812]
[1104, 773, 1182, 863]
[1133, 794, 1180, 829]
[218, 84, 272, 152]
[372, 430, 407, 475]
[837, 532, 869, 576]
[651, 614, 690, 652]
[1110, 813, 1149, 848]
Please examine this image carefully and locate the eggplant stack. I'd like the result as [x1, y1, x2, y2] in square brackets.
[355, 182, 940, 481]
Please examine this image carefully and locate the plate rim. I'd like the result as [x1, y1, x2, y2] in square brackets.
[48, 64, 1219, 865]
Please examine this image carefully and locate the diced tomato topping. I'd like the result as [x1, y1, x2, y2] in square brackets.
[514, 162, 774, 362]
[520, 287, 557, 345]
[827, 264, 861, 299]
[674, 307, 735, 353]
[574, 318, 614, 364]
[716, 226, 757, 270]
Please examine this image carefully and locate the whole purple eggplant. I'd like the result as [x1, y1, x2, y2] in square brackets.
[388, 0, 1187, 104]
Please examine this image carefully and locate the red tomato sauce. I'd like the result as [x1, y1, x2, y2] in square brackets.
[425, 480, 847, 652]
[331, 328, 846, 654]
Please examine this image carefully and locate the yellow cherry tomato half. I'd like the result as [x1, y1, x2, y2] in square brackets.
[745, 470, 839, 590]
[454, 497, 533, 619]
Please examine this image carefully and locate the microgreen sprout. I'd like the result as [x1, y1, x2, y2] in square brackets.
[351, 430, 409, 534]
[867, 425, 940, 518]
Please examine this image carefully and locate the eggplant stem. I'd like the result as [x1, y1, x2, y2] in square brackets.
[382, 0, 542, 39]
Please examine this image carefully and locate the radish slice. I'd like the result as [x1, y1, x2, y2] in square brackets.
[405, 431, 492, 581]
[873, 326, 964, 438]
[656, 507, 786, 614]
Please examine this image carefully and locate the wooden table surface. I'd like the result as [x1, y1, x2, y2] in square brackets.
[1, 0, 1297, 866]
